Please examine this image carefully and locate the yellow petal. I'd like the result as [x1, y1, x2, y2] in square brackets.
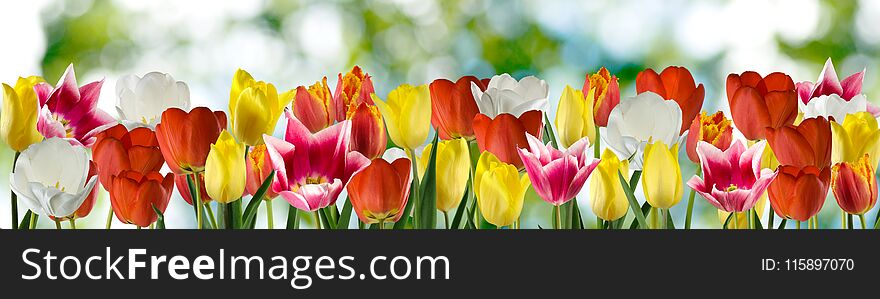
[205, 130, 246, 203]
[641, 141, 683, 209]
[589, 149, 629, 221]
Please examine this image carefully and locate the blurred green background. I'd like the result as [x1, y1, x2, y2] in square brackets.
[1, 0, 878, 229]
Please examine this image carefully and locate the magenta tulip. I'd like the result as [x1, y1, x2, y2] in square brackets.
[36, 64, 115, 147]
[687, 140, 777, 213]
[796, 58, 878, 117]
[517, 134, 599, 206]
[263, 109, 370, 212]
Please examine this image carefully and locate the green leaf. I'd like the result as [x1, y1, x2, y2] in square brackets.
[465, 203, 477, 229]
[629, 202, 651, 229]
[240, 199, 261, 229]
[319, 207, 335, 229]
[286, 205, 299, 229]
[336, 197, 352, 229]
[450, 181, 470, 229]
[393, 181, 417, 229]
[619, 171, 647, 229]
[151, 204, 166, 229]
[542, 114, 558, 149]
[777, 219, 787, 230]
[18, 210, 34, 229]
[665, 210, 675, 229]
[216, 202, 228, 229]
[752, 211, 763, 229]
[722, 212, 734, 229]
[417, 133, 440, 229]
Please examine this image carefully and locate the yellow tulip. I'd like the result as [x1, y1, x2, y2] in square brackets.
[205, 130, 246, 203]
[555, 85, 596, 148]
[831, 111, 880, 167]
[474, 151, 530, 227]
[372, 84, 431, 150]
[718, 192, 768, 229]
[642, 140, 683, 209]
[228, 69, 295, 146]
[589, 149, 630, 221]
[417, 137, 470, 212]
[1, 76, 45, 152]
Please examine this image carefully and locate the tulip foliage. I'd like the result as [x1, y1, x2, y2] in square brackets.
[4, 58, 880, 230]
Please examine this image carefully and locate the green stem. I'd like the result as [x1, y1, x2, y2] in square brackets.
[29, 212, 37, 229]
[286, 205, 299, 229]
[205, 202, 218, 229]
[768, 206, 775, 229]
[191, 173, 204, 229]
[661, 208, 668, 229]
[555, 205, 562, 229]
[10, 151, 20, 230]
[733, 212, 739, 229]
[54, 219, 61, 230]
[593, 124, 601, 159]
[314, 211, 322, 229]
[797, 220, 801, 230]
[408, 148, 421, 227]
[597, 217, 603, 230]
[443, 211, 449, 229]
[266, 199, 274, 229]
[684, 165, 701, 229]
[747, 209, 753, 229]
[859, 214, 867, 229]
[378, 220, 385, 230]
[106, 206, 114, 229]
[69, 218, 76, 230]
[841, 210, 847, 229]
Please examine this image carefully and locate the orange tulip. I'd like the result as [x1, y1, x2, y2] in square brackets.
[636, 66, 705, 133]
[685, 111, 733, 163]
[430, 76, 489, 140]
[832, 154, 878, 215]
[175, 172, 212, 205]
[347, 157, 412, 226]
[291, 77, 335, 133]
[92, 124, 165, 191]
[473, 110, 543, 169]
[584, 67, 620, 127]
[727, 71, 798, 140]
[764, 117, 831, 169]
[109, 170, 174, 227]
[348, 102, 387, 159]
[768, 165, 830, 221]
[245, 144, 278, 199]
[155, 107, 227, 175]
[334, 66, 375, 122]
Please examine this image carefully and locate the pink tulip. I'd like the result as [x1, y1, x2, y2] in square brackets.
[796, 58, 878, 117]
[517, 134, 599, 206]
[687, 140, 777, 213]
[36, 64, 116, 147]
[263, 109, 370, 212]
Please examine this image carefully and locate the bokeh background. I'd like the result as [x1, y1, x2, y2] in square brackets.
[1, 0, 878, 229]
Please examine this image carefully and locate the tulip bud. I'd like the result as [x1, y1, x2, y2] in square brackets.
[418, 138, 470, 212]
[685, 111, 733, 163]
[1, 76, 45, 152]
[292, 77, 335, 133]
[832, 154, 878, 215]
[204, 130, 246, 203]
[474, 151, 531, 227]
[373, 84, 432, 151]
[642, 141, 683, 209]
[109, 170, 174, 227]
[555, 85, 596, 149]
[636, 66, 705, 134]
[246, 144, 277, 199]
[347, 157, 412, 226]
[229, 69, 295, 146]
[830, 112, 880, 167]
[584, 67, 620, 127]
[175, 172, 212, 205]
[589, 149, 630, 221]
[334, 66, 375, 122]
[349, 102, 387, 159]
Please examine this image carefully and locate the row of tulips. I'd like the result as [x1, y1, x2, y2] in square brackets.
[2, 58, 878, 229]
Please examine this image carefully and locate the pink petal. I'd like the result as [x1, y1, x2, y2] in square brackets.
[868, 103, 880, 118]
[564, 158, 598, 201]
[37, 107, 66, 139]
[796, 81, 814, 104]
[278, 190, 315, 212]
[283, 109, 313, 183]
[518, 147, 552, 202]
[343, 151, 370, 185]
[542, 156, 578, 205]
[69, 109, 115, 145]
[696, 141, 731, 187]
[264, 134, 296, 193]
[66, 79, 104, 121]
[46, 64, 81, 115]
[309, 120, 351, 180]
[811, 58, 843, 99]
[840, 68, 865, 100]
[34, 82, 52, 106]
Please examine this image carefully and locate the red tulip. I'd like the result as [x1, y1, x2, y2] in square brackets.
[430, 76, 489, 140]
[155, 107, 227, 174]
[764, 117, 831, 169]
[584, 67, 620, 127]
[473, 110, 543, 169]
[685, 111, 733, 163]
[92, 124, 164, 191]
[175, 172, 212, 205]
[292, 78, 335, 133]
[245, 144, 278, 199]
[768, 165, 830, 221]
[347, 157, 412, 226]
[109, 170, 174, 227]
[726, 71, 798, 140]
[636, 66, 705, 133]
[334, 66, 375, 122]
[832, 154, 878, 215]
[348, 102, 387, 159]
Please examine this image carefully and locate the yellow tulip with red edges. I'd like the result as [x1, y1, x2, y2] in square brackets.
[642, 141, 683, 209]
[229, 69, 295, 146]
[418, 137, 470, 212]
[830, 111, 880, 167]
[589, 149, 630, 221]
[204, 130, 246, 204]
[555, 85, 596, 148]
[373, 84, 431, 151]
[2, 76, 45, 152]
[474, 151, 531, 227]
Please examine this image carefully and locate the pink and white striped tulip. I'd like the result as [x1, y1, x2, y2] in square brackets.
[797, 58, 877, 120]
[517, 134, 599, 206]
[687, 140, 777, 213]
[263, 109, 370, 212]
[36, 64, 115, 147]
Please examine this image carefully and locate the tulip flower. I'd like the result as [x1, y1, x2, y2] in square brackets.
[417, 138, 470, 212]
[687, 140, 777, 212]
[830, 112, 880, 167]
[290, 77, 335, 134]
[205, 130, 246, 204]
[589, 149, 630, 221]
[109, 170, 174, 228]
[471, 73, 549, 118]
[768, 165, 830, 222]
[726, 71, 798, 140]
[92, 124, 165, 191]
[373, 84, 431, 151]
[155, 107, 227, 174]
[175, 172, 212, 205]
[9, 138, 99, 219]
[64, 161, 100, 221]
[555, 85, 596, 149]
[246, 144, 277, 199]
[36, 64, 115, 147]
[518, 134, 599, 206]
[685, 111, 733, 163]
[347, 157, 413, 227]
[229, 69, 295, 146]
[636, 66, 705, 133]
[603, 91, 682, 170]
[430, 76, 489, 140]
[798, 58, 876, 120]
[333, 65, 375, 122]
[765, 117, 831, 169]
[115, 72, 190, 129]
[832, 154, 877, 215]
[474, 151, 531, 227]
[584, 67, 620, 127]
[263, 111, 370, 212]
[473, 110, 543, 169]
[348, 102, 387, 159]
[642, 140, 683, 209]
[2, 76, 45, 152]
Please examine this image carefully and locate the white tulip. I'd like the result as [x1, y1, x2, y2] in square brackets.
[603, 92, 682, 170]
[471, 73, 549, 118]
[10, 138, 98, 218]
[800, 93, 867, 123]
[116, 71, 190, 129]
